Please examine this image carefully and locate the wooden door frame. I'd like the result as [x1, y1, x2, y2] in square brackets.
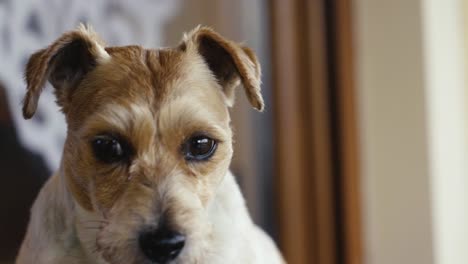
[269, 0, 362, 263]
[332, 1, 362, 263]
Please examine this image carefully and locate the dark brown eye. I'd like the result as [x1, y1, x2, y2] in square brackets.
[182, 135, 217, 161]
[91, 135, 130, 163]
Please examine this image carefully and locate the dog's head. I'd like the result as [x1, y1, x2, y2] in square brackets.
[23, 24, 262, 264]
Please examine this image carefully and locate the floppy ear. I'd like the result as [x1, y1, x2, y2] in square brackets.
[23, 24, 110, 119]
[183, 26, 264, 111]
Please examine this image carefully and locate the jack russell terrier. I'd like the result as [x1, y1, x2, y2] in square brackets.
[16, 24, 285, 264]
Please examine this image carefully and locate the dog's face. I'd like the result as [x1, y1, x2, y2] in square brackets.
[23, 25, 263, 264]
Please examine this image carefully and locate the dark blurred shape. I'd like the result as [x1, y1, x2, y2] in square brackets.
[0, 83, 49, 261]
[26, 10, 42, 36]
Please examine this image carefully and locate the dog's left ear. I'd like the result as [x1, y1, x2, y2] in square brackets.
[23, 24, 110, 119]
[183, 26, 264, 111]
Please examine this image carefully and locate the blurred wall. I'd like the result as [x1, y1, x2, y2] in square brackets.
[354, 1, 434, 263]
[422, 0, 468, 263]
[355, 0, 468, 263]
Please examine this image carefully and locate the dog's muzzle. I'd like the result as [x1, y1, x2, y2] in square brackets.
[139, 226, 186, 264]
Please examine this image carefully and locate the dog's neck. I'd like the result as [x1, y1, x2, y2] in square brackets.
[17, 167, 90, 263]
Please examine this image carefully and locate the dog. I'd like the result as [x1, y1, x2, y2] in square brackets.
[15, 24, 285, 264]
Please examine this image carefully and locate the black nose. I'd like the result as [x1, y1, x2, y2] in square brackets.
[139, 227, 185, 263]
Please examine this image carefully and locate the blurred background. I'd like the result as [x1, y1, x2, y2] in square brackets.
[0, 0, 467, 264]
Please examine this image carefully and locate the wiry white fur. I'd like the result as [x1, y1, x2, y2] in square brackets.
[16, 169, 284, 264]
[16, 168, 88, 264]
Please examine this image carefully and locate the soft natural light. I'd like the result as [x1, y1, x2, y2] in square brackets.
[423, 0, 468, 263]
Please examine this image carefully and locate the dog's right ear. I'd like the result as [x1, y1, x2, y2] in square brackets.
[23, 24, 110, 119]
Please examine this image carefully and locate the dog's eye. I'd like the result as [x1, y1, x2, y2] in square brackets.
[182, 135, 217, 161]
[91, 135, 129, 163]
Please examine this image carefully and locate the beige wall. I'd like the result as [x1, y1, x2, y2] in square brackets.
[465, 0, 468, 144]
[355, 0, 468, 263]
[354, 0, 434, 263]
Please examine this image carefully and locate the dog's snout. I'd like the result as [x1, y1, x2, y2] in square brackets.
[139, 227, 185, 263]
